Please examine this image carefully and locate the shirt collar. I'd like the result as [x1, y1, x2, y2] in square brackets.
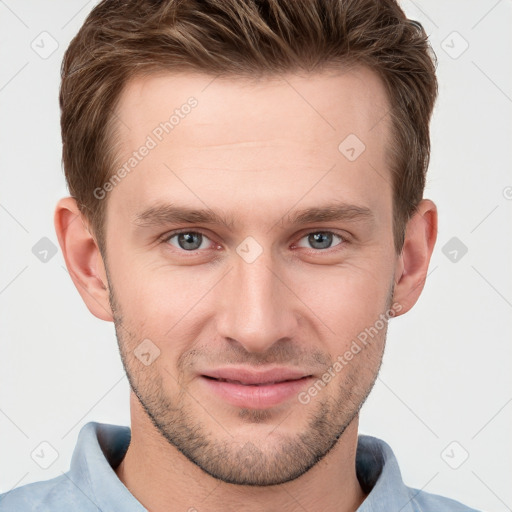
[355, 434, 416, 511]
[69, 422, 415, 511]
[69, 422, 145, 511]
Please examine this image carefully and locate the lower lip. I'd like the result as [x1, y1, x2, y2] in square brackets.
[200, 376, 313, 409]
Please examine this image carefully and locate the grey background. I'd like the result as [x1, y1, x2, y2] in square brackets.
[1, 1, 511, 510]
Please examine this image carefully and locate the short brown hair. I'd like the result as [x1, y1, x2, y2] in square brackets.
[60, 0, 437, 254]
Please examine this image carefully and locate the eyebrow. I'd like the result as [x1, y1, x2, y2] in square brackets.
[133, 201, 375, 230]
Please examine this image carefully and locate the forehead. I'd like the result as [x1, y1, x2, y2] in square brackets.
[115, 66, 390, 143]
[108, 67, 392, 228]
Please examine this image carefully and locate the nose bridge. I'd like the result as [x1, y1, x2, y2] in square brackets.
[217, 244, 298, 353]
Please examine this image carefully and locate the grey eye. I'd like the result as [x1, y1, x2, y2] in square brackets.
[297, 232, 343, 250]
[167, 232, 209, 251]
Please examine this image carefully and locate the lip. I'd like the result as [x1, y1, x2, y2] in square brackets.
[199, 367, 313, 409]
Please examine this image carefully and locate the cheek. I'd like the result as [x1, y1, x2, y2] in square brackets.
[110, 258, 217, 339]
[292, 259, 393, 329]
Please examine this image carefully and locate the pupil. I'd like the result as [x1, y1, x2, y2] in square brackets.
[179, 232, 201, 250]
[310, 232, 332, 249]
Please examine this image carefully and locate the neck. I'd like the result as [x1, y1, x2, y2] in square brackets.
[115, 394, 367, 512]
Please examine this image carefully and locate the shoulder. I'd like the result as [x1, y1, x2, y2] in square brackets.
[0, 474, 98, 512]
[0, 421, 133, 511]
[356, 434, 481, 512]
[407, 485, 481, 512]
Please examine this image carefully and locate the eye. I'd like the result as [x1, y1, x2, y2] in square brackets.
[296, 231, 344, 251]
[162, 229, 346, 254]
[165, 231, 214, 251]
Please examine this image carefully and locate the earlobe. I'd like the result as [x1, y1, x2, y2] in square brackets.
[54, 197, 113, 322]
[392, 199, 438, 316]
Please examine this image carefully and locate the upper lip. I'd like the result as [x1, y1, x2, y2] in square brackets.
[201, 367, 312, 385]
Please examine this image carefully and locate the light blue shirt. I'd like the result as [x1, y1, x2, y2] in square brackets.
[0, 422, 479, 511]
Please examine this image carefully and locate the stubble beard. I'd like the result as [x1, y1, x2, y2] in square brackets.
[107, 276, 390, 486]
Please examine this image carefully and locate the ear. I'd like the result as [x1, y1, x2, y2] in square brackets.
[392, 199, 437, 316]
[54, 197, 113, 322]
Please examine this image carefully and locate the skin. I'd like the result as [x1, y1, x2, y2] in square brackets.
[55, 67, 437, 512]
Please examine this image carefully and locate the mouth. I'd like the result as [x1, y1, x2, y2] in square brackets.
[199, 368, 313, 409]
[202, 375, 311, 386]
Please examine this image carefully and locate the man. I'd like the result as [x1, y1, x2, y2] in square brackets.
[0, 0, 479, 510]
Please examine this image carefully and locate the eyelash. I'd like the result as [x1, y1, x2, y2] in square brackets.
[160, 229, 348, 255]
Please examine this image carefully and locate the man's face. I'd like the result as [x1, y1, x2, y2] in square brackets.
[104, 67, 398, 485]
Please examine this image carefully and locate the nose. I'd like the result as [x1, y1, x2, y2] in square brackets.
[216, 247, 300, 354]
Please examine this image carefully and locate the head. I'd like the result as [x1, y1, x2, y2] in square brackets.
[56, 0, 438, 486]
